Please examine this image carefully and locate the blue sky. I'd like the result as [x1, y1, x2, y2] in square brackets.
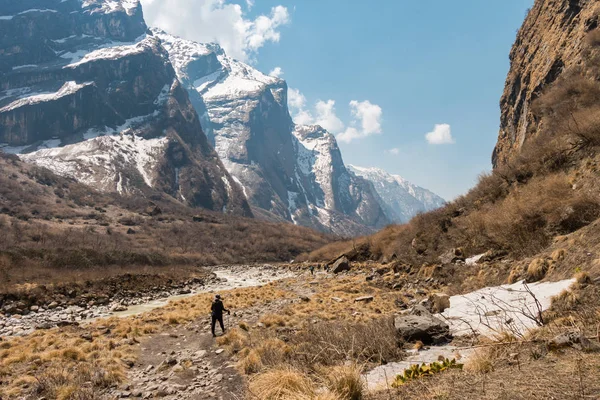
[142, 0, 534, 200]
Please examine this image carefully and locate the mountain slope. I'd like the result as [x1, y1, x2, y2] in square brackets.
[0, 0, 251, 216]
[493, 0, 600, 167]
[347, 165, 445, 223]
[155, 30, 391, 235]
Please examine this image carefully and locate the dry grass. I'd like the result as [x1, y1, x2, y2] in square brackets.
[321, 364, 365, 400]
[526, 258, 549, 282]
[0, 280, 292, 398]
[247, 367, 316, 399]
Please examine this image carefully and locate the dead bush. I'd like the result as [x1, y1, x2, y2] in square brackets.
[292, 318, 402, 367]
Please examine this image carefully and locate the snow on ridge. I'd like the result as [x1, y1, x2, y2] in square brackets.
[153, 29, 217, 78]
[19, 9, 59, 15]
[348, 164, 446, 223]
[80, 0, 140, 16]
[154, 29, 280, 101]
[204, 54, 280, 100]
[22, 134, 168, 189]
[62, 34, 150, 67]
[0, 81, 93, 112]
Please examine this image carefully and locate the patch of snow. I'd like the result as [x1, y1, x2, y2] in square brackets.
[364, 346, 474, 391]
[18, 9, 58, 15]
[153, 83, 171, 106]
[12, 64, 38, 71]
[63, 34, 149, 67]
[116, 173, 124, 194]
[364, 278, 576, 392]
[193, 70, 223, 93]
[0, 81, 93, 112]
[442, 279, 576, 337]
[0, 16, 14, 20]
[231, 175, 248, 199]
[221, 176, 232, 196]
[52, 35, 77, 44]
[21, 134, 168, 189]
[466, 254, 485, 266]
[287, 191, 301, 224]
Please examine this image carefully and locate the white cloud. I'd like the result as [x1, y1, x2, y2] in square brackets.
[425, 124, 455, 145]
[269, 67, 284, 78]
[288, 88, 315, 125]
[349, 100, 382, 135]
[337, 100, 383, 143]
[386, 147, 400, 155]
[287, 89, 383, 143]
[288, 88, 306, 110]
[293, 109, 315, 126]
[314, 100, 345, 133]
[140, 0, 290, 62]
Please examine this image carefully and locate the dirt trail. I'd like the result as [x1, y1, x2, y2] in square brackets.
[107, 268, 306, 399]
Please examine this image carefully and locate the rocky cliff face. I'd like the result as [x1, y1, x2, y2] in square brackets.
[155, 30, 391, 235]
[347, 165, 446, 223]
[0, 0, 251, 216]
[493, 0, 600, 167]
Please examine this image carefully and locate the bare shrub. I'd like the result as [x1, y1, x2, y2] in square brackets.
[292, 318, 402, 367]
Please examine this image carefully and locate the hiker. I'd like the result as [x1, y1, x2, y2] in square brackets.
[211, 294, 230, 337]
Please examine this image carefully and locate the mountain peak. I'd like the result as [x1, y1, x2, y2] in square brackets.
[348, 165, 445, 223]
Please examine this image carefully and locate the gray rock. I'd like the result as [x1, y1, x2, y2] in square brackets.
[354, 296, 374, 303]
[394, 306, 452, 345]
[332, 257, 351, 274]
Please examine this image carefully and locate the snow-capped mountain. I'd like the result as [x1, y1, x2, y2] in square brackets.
[348, 165, 445, 223]
[155, 30, 390, 235]
[0, 0, 251, 216]
[0, 0, 436, 234]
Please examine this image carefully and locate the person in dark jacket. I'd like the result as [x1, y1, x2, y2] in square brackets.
[211, 294, 230, 337]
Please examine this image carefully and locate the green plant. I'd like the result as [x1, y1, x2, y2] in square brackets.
[392, 358, 463, 387]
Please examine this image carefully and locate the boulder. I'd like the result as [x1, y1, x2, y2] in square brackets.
[332, 257, 350, 274]
[394, 306, 452, 345]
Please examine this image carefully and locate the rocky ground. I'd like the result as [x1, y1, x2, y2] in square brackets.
[109, 298, 295, 400]
[0, 265, 291, 338]
[1, 262, 597, 400]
